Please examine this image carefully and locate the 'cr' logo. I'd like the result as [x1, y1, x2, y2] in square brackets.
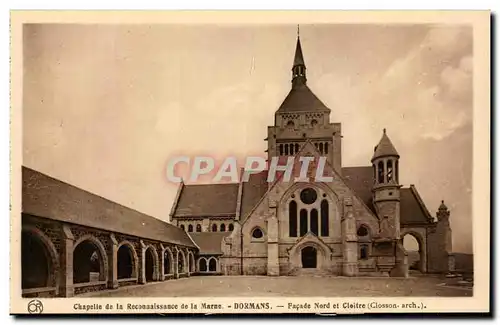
[27, 300, 43, 314]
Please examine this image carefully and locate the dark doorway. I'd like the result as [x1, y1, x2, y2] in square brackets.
[200, 258, 207, 272]
[117, 245, 135, 279]
[22, 231, 50, 289]
[301, 247, 317, 268]
[145, 248, 155, 282]
[208, 258, 217, 272]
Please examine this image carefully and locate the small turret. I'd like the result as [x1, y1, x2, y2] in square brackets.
[371, 128, 401, 239]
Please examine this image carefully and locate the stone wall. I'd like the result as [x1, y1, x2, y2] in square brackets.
[21, 214, 198, 298]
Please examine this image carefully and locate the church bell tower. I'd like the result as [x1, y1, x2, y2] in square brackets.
[266, 27, 343, 175]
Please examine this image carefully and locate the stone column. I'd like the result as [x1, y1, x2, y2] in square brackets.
[174, 247, 180, 279]
[341, 197, 358, 276]
[159, 244, 166, 281]
[59, 225, 74, 297]
[139, 240, 146, 284]
[186, 250, 191, 277]
[107, 234, 119, 289]
[266, 209, 280, 276]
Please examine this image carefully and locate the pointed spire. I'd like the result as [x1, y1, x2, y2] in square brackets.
[291, 25, 307, 87]
[371, 128, 400, 161]
[293, 31, 305, 67]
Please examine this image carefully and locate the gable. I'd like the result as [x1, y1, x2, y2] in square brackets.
[241, 140, 379, 224]
[400, 186, 435, 225]
[174, 183, 239, 217]
[342, 166, 375, 213]
[240, 171, 269, 219]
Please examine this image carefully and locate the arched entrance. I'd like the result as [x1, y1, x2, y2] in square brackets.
[208, 258, 217, 272]
[164, 249, 172, 275]
[73, 238, 106, 283]
[199, 258, 207, 272]
[117, 243, 136, 279]
[403, 233, 425, 273]
[145, 247, 156, 282]
[22, 231, 50, 289]
[301, 247, 317, 269]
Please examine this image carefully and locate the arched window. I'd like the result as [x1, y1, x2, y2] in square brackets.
[324, 143, 329, 154]
[395, 160, 399, 183]
[196, 224, 202, 232]
[199, 258, 207, 272]
[290, 144, 294, 155]
[228, 224, 234, 231]
[287, 120, 294, 128]
[295, 143, 299, 153]
[378, 161, 384, 184]
[373, 165, 377, 184]
[387, 160, 393, 182]
[299, 209, 308, 236]
[211, 224, 217, 232]
[187, 224, 193, 232]
[209, 258, 217, 272]
[310, 209, 319, 236]
[311, 119, 318, 127]
[319, 142, 324, 154]
[220, 224, 226, 232]
[320, 200, 329, 236]
[180, 225, 185, 231]
[289, 200, 298, 237]
[285, 144, 289, 155]
[252, 228, 264, 239]
[279, 144, 284, 156]
[359, 244, 369, 260]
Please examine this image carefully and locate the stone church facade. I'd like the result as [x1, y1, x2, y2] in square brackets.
[20, 33, 455, 299]
[170, 34, 455, 277]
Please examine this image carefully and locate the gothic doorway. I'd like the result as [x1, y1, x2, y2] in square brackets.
[301, 247, 317, 268]
[145, 247, 155, 282]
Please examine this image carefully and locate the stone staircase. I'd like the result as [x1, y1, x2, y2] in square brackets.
[294, 268, 332, 277]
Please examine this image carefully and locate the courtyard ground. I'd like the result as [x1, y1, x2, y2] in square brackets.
[83, 275, 472, 297]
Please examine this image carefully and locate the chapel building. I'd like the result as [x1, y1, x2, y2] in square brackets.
[170, 33, 455, 276]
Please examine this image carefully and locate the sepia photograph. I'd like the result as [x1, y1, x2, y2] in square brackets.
[9, 10, 490, 315]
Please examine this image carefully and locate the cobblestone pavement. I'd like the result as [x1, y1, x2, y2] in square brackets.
[84, 275, 473, 297]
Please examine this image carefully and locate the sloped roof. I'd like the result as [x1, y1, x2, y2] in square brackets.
[170, 163, 433, 227]
[400, 186, 434, 225]
[341, 166, 375, 212]
[277, 84, 330, 113]
[188, 232, 231, 255]
[174, 183, 239, 217]
[372, 129, 399, 161]
[240, 171, 269, 219]
[21, 166, 196, 247]
[293, 36, 305, 66]
[341, 166, 433, 225]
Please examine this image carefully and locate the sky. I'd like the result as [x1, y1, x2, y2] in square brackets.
[22, 23, 473, 253]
